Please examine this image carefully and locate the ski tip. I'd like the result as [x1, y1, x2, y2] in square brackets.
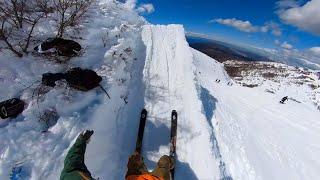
[141, 109, 147, 117]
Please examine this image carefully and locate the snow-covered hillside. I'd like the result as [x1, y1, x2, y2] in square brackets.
[0, 1, 148, 179]
[194, 50, 320, 180]
[1, 1, 320, 180]
[223, 60, 320, 111]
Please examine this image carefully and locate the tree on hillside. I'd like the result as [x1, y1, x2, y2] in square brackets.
[0, 0, 94, 57]
[52, 0, 94, 37]
[0, 0, 52, 57]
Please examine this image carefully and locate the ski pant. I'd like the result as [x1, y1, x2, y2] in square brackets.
[126, 153, 172, 180]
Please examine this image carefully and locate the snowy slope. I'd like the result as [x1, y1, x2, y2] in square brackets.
[194, 49, 320, 180]
[0, 1, 148, 179]
[1, 0, 320, 180]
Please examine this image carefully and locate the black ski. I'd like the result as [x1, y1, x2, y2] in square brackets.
[170, 110, 178, 180]
[135, 109, 148, 154]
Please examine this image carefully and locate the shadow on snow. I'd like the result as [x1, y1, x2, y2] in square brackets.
[199, 86, 233, 180]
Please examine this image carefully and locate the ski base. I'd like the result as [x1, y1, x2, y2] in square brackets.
[135, 109, 147, 154]
[170, 110, 178, 180]
[134, 109, 178, 180]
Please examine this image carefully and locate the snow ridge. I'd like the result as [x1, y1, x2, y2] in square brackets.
[141, 25, 220, 179]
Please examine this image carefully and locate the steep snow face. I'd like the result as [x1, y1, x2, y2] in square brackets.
[194, 49, 320, 180]
[0, 1, 147, 179]
[141, 25, 220, 179]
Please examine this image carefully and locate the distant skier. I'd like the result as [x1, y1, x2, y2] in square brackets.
[60, 130, 95, 180]
[126, 152, 174, 180]
[227, 82, 233, 86]
[280, 96, 288, 104]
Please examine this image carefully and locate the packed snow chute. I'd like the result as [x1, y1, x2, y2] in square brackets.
[0, 98, 25, 119]
[41, 67, 110, 99]
[34, 38, 81, 57]
[125, 109, 177, 180]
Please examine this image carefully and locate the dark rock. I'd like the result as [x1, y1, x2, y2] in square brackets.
[34, 38, 81, 57]
[42, 73, 66, 87]
[41, 68, 102, 91]
[0, 98, 25, 119]
[65, 68, 102, 91]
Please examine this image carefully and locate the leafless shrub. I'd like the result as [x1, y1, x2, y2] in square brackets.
[0, 0, 94, 57]
[39, 109, 59, 132]
[51, 0, 94, 37]
[224, 66, 242, 78]
[309, 84, 319, 90]
[101, 31, 108, 47]
[0, 0, 51, 57]
[242, 83, 259, 88]
[262, 72, 276, 79]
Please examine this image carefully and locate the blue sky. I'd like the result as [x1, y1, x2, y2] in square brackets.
[137, 0, 319, 51]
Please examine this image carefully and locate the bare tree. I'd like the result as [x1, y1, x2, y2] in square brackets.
[0, 0, 94, 57]
[0, 0, 51, 57]
[52, 0, 94, 37]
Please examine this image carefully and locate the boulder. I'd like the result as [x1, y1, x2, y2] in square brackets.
[0, 98, 25, 119]
[34, 38, 81, 57]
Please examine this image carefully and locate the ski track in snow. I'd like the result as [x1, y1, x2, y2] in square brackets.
[141, 25, 220, 180]
[198, 86, 233, 180]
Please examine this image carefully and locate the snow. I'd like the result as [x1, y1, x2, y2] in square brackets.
[141, 25, 220, 179]
[193, 49, 320, 180]
[0, 1, 147, 179]
[0, 0, 320, 180]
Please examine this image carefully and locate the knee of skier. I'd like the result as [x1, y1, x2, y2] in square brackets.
[127, 153, 144, 169]
[157, 155, 172, 169]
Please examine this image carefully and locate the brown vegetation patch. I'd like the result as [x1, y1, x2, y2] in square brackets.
[242, 83, 259, 88]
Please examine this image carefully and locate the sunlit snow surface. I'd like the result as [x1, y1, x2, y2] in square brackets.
[193, 49, 320, 180]
[0, 1, 320, 180]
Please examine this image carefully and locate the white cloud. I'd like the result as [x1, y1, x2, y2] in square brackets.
[136, 3, 155, 14]
[309, 47, 320, 56]
[212, 18, 282, 36]
[265, 21, 282, 36]
[261, 46, 320, 70]
[261, 26, 269, 33]
[276, 0, 300, 10]
[123, 0, 154, 14]
[274, 39, 280, 45]
[124, 0, 137, 10]
[214, 18, 259, 33]
[278, 0, 320, 35]
[281, 41, 293, 49]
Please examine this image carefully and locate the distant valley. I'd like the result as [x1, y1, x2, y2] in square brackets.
[187, 36, 271, 63]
